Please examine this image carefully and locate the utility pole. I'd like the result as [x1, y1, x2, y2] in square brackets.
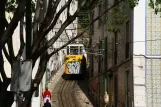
[104, 37, 109, 107]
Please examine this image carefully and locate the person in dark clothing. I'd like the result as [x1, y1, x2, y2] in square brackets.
[44, 99, 51, 107]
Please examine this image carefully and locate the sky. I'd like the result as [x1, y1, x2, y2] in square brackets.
[134, 0, 145, 55]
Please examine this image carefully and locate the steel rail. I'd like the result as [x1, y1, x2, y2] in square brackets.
[57, 75, 78, 107]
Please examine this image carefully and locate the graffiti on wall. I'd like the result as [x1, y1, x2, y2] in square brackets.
[67, 61, 80, 74]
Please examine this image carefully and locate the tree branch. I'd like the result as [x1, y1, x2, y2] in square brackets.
[0, 0, 26, 50]
[32, 12, 79, 60]
[32, 0, 73, 55]
[4, 18, 8, 27]
[48, 0, 125, 58]
[0, 0, 6, 38]
[46, 0, 73, 33]
[65, 29, 70, 40]
[67, 0, 72, 17]
[48, 31, 85, 58]
[33, 0, 123, 60]
[32, 0, 89, 60]
[2, 47, 11, 63]
[7, 38, 15, 62]
[16, 16, 25, 60]
[0, 50, 7, 82]
[38, 0, 61, 35]
[33, 0, 41, 42]
[21, 52, 49, 107]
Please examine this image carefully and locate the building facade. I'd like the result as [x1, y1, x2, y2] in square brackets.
[145, 2, 161, 107]
[89, 0, 134, 107]
[134, 0, 161, 107]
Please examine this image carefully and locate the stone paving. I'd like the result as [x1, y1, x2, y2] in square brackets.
[47, 65, 94, 107]
[74, 81, 94, 107]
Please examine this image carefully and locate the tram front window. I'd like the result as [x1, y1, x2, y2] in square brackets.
[80, 46, 83, 54]
[70, 46, 78, 55]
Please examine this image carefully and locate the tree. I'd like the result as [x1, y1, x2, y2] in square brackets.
[149, 0, 161, 14]
[0, 0, 138, 107]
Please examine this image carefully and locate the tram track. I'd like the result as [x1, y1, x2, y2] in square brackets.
[51, 65, 93, 107]
[57, 75, 78, 107]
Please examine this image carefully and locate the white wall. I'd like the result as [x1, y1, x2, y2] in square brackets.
[133, 57, 146, 107]
[134, 0, 145, 55]
[133, 0, 146, 107]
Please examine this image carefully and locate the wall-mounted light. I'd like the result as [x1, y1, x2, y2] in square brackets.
[104, 92, 109, 106]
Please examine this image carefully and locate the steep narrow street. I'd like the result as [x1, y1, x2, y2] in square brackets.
[47, 65, 94, 107]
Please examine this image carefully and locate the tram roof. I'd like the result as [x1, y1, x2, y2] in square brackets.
[67, 44, 84, 47]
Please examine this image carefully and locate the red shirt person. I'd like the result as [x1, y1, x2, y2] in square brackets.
[43, 87, 52, 103]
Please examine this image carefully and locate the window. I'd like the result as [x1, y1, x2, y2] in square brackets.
[70, 46, 78, 55]
[125, 21, 130, 59]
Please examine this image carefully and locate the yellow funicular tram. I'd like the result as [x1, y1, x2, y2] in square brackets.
[64, 44, 87, 77]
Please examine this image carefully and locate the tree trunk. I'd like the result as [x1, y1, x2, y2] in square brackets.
[0, 91, 14, 107]
[0, 0, 14, 106]
[20, 52, 49, 107]
[0, 51, 13, 106]
[0, 0, 5, 41]
[0, 75, 14, 107]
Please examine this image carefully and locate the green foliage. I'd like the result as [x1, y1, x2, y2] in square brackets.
[149, 0, 161, 14]
[149, 1, 154, 9]
[107, 1, 129, 32]
[128, 0, 139, 8]
[107, 0, 139, 33]
[5, 0, 17, 13]
[5, 0, 36, 18]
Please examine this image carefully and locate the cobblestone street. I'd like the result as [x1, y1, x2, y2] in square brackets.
[47, 65, 94, 107]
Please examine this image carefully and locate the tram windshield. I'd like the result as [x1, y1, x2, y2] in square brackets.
[70, 46, 78, 55]
[67, 45, 84, 55]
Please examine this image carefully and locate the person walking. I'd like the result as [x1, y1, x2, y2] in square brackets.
[43, 87, 52, 104]
[44, 99, 51, 107]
